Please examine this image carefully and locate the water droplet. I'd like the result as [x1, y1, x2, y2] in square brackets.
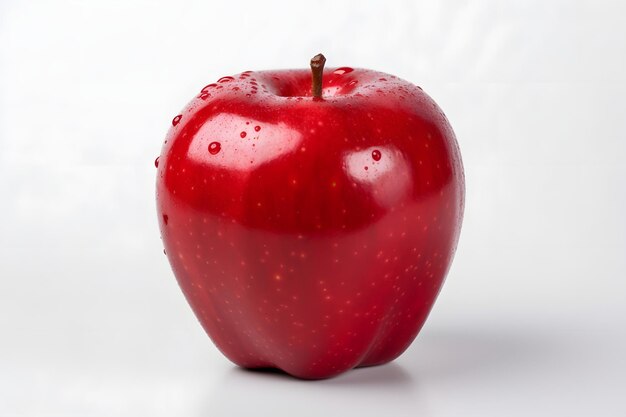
[333, 67, 354, 75]
[208, 141, 221, 155]
[348, 80, 358, 87]
[250, 81, 258, 86]
[154, 157, 160, 168]
[163, 214, 169, 225]
[364, 166, 369, 170]
[172, 115, 182, 126]
[218, 76, 235, 83]
[163, 249, 167, 255]
[199, 92, 210, 100]
[240, 131, 247, 138]
[372, 149, 382, 161]
[379, 77, 387, 81]
[202, 83, 217, 92]
[254, 126, 261, 132]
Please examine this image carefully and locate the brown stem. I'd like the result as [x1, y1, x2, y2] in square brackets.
[310, 53, 326, 99]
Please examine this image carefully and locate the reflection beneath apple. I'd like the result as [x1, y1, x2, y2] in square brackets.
[343, 145, 412, 209]
[199, 362, 421, 417]
[187, 113, 303, 171]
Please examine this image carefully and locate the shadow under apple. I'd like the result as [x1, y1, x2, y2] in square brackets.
[400, 324, 561, 383]
[197, 324, 562, 416]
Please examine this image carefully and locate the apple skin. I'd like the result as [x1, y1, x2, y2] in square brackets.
[156, 65, 464, 379]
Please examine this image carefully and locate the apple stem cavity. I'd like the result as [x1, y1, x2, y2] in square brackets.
[310, 53, 326, 99]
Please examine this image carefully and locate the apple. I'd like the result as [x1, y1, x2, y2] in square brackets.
[156, 54, 464, 379]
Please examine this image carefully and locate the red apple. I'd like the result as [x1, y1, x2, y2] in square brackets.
[156, 54, 464, 379]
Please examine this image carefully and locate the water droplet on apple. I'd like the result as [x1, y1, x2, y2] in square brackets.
[163, 249, 167, 255]
[199, 92, 210, 100]
[172, 115, 182, 126]
[163, 214, 169, 225]
[240, 131, 247, 138]
[372, 149, 382, 161]
[254, 126, 261, 132]
[379, 77, 387, 81]
[208, 141, 221, 155]
[202, 83, 217, 92]
[364, 166, 369, 170]
[218, 76, 235, 83]
[154, 157, 160, 168]
[347, 80, 358, 87]
[333, 67, 354, 75]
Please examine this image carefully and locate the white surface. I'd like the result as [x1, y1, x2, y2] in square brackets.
[1, 0, 625, 416]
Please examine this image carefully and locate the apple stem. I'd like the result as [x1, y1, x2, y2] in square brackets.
[310, 53, 326, 99]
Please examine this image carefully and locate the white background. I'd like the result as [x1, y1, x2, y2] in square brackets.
[1, 0, 625, 415]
